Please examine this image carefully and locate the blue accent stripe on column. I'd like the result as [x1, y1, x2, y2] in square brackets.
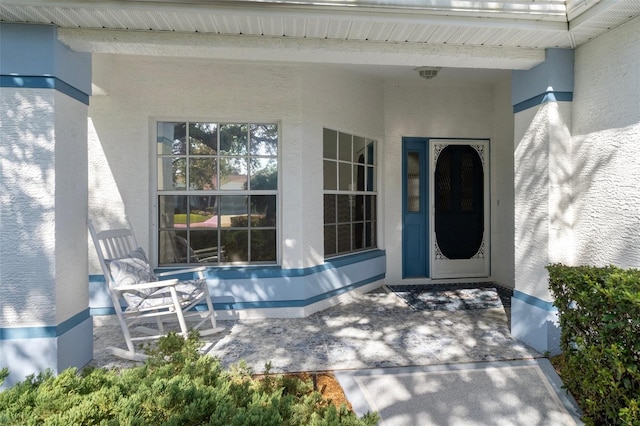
[57, 309, 91, 335]
[0, 325, 56, 340]
[0, 309, 91, 340]
[513, 290, 558, 312]
[513, 91, 573, 114]
[0, 75, 90, 105]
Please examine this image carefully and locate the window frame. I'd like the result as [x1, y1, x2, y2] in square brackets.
[153, 119, 280, 267]
[323, 128, 378, 259]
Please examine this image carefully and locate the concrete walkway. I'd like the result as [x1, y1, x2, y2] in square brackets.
[335, 359, 582, 425]
[90, 286, 583, 425]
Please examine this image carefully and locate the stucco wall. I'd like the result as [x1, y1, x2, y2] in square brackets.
[514, 101, 573, 300]
[382, 77, 514, 286]
[1, 23, 90, 327]
[54, 90, 89, 323]
[1, 23, 92, 386]
[572, 15, 640, 268]
[0, 88, 88, 325]
[1, 88, 57, 325]
[88, 56, 385, 273]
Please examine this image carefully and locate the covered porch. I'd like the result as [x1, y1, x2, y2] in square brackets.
[2, 0, 640, 389]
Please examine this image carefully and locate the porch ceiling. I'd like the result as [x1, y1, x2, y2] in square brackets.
[2, 1, 639, 72]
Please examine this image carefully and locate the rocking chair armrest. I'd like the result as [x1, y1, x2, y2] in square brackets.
[114, 278, 180, 291]
[155, 266, 207, 278]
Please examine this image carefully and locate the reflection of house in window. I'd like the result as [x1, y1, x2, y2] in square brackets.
[221, 174, 247, 190]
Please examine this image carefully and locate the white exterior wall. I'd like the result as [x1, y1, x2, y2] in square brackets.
[512, 101, 571, 356]
[383, 77, 515, 286]
[88, 56, 385, 274]
[511, 48, 574, 355]
[572, 15, 640, 268]
[55, 91, 89, 322]
[514, 101, 573, 300]
[1, 85, 91, 387]
[491, 79, 517, 286]
[0, 88, 88, 325]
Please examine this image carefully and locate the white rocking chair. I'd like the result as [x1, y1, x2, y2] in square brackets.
[88, 218, 224, 361]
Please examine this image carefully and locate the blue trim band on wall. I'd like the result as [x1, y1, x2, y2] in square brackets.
[212, 273, 385, 311]
[0, 309, 91, 341]
[89, 250, 386, 315]
[90, 272, 386, 316]
[513, 290, 558, 312]
[149, 249, 385, 281]
[0, 75, 90, 105]
[513, 91, 573, 114]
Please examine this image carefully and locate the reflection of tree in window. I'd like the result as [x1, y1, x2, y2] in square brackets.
[189, 123, 217, 154]
[250, 195, 276, 227]
[220, 124, 247, 155]
[250, 124, 278, 155]
[189, 158, 217, 191]
[249, 161, 277, 190]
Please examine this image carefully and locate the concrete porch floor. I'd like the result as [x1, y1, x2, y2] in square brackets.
[90, 286, 531, 373]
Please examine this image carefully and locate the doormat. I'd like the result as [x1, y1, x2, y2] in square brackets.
[387, 283, 512, 311]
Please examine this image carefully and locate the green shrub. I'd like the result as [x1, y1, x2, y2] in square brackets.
[548, 264, 640, 425]
[0, 332, 379, 425]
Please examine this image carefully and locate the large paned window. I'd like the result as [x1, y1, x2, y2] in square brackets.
[323, 128, 377, 258]
[157, 121, 278, 265]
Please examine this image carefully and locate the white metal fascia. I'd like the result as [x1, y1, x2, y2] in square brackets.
[1, 1, 570, 31]
[3, 0, 569, 17]
[57, 27, 546, 70]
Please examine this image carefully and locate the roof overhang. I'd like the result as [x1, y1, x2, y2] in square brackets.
[1, 1, 639, 72]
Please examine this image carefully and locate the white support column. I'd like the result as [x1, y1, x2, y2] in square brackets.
[0, 23, 92, 388]
[511, 48, 574, 355]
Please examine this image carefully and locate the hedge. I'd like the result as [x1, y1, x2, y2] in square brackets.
[547, 264, 640, 425]
[0, 332, 379, 426]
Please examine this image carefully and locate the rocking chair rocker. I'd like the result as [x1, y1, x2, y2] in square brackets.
[88, 218, 224, 361]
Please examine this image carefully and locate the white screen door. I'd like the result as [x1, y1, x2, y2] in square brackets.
[429, 140, 490, 278]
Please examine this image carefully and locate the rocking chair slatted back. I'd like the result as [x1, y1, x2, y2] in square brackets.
[89, 220, 140, 288]
[100, 230, 137, 259]
[88, 218, 225, 361]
